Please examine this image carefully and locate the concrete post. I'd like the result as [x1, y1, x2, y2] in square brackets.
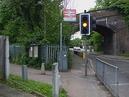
[52, 63, 60, 97]
[22, 65, 28, 80]
[41, 63, 46, 75]
[5, 36, 10, 80]
[0, 36, 10, 80]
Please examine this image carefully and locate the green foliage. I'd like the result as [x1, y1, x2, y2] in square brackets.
[89, 32, 103, 52]
[27, 57, 42, 69]
[11, 55, 42, 69]
[63, 22, 73, 45]
[0, 75, 68, 97]
[0, 0, 72, 45]
[70, 38, 82, 47]
[11, 53, 27, 65]
[45, 63, 52, 70]
[95, 0, 129, 26]
[0, 0, 73, 69]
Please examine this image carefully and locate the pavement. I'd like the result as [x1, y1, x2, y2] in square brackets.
[10, 52, 113, 97]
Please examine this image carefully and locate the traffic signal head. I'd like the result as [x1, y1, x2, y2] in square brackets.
[80, 13, 90, 35]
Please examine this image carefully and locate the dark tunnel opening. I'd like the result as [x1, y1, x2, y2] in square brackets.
[94, 25, 115, 54]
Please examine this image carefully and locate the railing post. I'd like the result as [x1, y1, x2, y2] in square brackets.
[95, 58, 98, 76]
[103, 62, 105, 82]
[115, 67, 119, 97]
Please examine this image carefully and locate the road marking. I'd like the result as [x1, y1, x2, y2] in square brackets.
[111, 83, 129, 86]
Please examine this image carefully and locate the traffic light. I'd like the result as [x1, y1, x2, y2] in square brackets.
[80, 13, 90, 35]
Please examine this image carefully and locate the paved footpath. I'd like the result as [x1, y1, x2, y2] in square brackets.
[10, 53, 113, 97]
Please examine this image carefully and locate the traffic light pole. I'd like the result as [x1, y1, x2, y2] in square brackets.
[83, 10, 88, 76]
[84, 39, 88, 76]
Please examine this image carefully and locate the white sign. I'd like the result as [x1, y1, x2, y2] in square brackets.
[63, 9, 76, 22]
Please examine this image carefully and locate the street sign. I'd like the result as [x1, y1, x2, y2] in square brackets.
[63, 9, 76, 22]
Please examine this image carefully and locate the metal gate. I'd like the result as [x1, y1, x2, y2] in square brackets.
[39, 45, 68, 71]
[58, 48, 68, 72]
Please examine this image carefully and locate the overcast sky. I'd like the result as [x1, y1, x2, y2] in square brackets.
[66, 0, 96, 13]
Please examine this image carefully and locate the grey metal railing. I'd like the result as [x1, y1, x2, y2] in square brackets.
[96, 58, 119, 97]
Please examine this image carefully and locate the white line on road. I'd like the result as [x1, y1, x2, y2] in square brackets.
[111, 83, 129, 86]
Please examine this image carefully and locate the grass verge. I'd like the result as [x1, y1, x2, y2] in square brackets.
[0, 75, 68, 97]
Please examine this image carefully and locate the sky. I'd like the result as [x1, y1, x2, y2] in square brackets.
[66, 0, 96, 13]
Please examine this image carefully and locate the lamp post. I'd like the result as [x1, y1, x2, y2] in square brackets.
[59, 1, 63, 71]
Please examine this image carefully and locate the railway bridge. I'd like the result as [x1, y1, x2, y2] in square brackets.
[76, 9, 129, 55]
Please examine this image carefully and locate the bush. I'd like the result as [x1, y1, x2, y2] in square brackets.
[45, 63, 52, 70]
[27, 57, 42, 69]
[10, 53, 27, 65]
[10, 53, 42, 69]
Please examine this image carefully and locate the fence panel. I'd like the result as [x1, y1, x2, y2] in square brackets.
[9, 45, 25, 59]
[96, 60, 104, 82]
[96, 58, 119, 97]
[39, 45, 68, 71]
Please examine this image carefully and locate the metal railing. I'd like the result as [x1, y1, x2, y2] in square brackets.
[96, 58, 119, 97]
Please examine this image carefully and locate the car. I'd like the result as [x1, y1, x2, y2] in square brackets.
[73, 47, 81, 51]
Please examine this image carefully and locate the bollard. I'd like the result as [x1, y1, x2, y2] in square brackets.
[83, 52, 85, 59]
[52, 63, 60, 97]
[58, 74, 62, 89]
[41, 63, 46, 75]
[22, 65, 28, 80]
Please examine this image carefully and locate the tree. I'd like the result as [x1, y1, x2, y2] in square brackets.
[86, 32, 103, 52]
[0, 0, 72, 45]
[95, 0, 129, 28]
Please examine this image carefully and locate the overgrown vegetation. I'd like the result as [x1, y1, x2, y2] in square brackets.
[81, 31, 103, 52]
[0, 75, 68, 97]
[95, 0, 129, 26]
[70, 38, 82, 48]
[0, 0, 74, 69]
[89, 32, 103, 52]
[0, 0, 73, 45]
